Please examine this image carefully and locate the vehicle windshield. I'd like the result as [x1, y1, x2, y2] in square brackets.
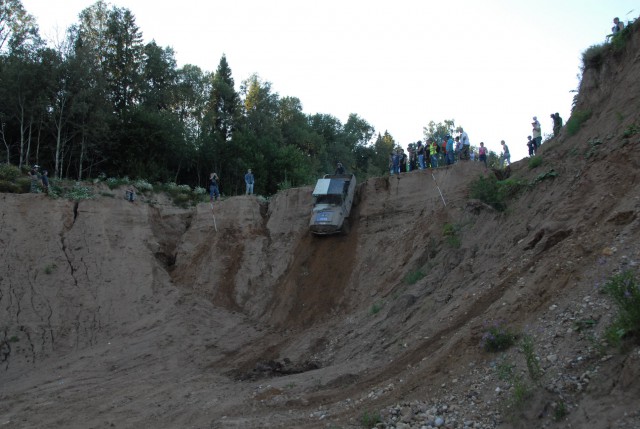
[315, 194, 343, 205]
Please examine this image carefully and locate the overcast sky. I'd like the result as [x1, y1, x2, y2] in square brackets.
[21, 0, 637, 161]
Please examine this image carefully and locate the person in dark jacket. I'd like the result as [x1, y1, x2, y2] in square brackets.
[209, 172, 220, 202]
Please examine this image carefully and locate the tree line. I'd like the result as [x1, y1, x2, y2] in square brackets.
[1, 0, 481, 196]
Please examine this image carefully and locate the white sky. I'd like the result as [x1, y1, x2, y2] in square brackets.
[21, 0, 637, 161]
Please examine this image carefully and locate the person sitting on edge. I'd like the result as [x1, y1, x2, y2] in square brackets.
[612, 17, 624, 35]
[125, 187, 136, 202]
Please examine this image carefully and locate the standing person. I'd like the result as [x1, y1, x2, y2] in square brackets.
[478, 142, 488, 169]
[460, 128, 470, 160]
[446, 135, 455, 165]
[335, 162, 345, 174]
[399, 148, 407, 173]
[527, 136, 535, 156]
[392, 150, 400, 175]
[416, 141, 425, 170]
[209, 172, 220, 202]
[532, 116, 542, 150]
[430, 140, 439, 168]
[408, 144, 417, 171]
[244, 168, 255, 195]
[551, 113, 563, 137]
[500, 140, 511, 167]
[28, 165, 40, 193]
[41, 169, 49, 194]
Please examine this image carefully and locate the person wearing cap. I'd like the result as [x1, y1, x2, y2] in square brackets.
[532, 116, 542, 150]
[244, 168, 255, 195]
[28, 166, 40, 193]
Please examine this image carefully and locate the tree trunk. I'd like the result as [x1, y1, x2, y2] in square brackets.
[78, 134, 85, 181]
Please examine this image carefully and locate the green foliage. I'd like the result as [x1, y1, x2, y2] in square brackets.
[521, 335, 542, 382]
[360, 411, 381, 427]
[527, 156, 543, 169]
[581, 44, 606, 70]
[622, 124, 639, 138]
[44, 263, 57, 275]
[469, 175, 528, 211]
[154, 182, 205, 208]
[277, 178, 293, 191]
[481, 321, 516, 352]
[370, 301, 383, 315]
[0, 163, 21, 181]
[496, 358, 515, 381]
[106, 177, 131, 189]
[494, 357, 531, 410]
[531, 169, 558, 185]
[584, 137, 602, 159]
[0, 180, 24, 193]
[404, 269, 425, 285]
[470, 175, 505, 211]
[602, 271, 640, 347]
[133, 179, 153, 192]
[9, 335, 19, 343]
[443, 223, 461, 248]
[565, 110, 592, 136]
[510, 378, 532, 407]
[54, 183, 95, 201]
[554, 401, 568, 421]
[574, 318, 597, 332]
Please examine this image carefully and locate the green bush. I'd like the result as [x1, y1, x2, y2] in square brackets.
[469, 176, 527, 211]
[527, 156, 543, 169]
[443, 223, 461, 248]
[521, 335, 542, 381]
[370, 301, 383, 315]
[404, 269, 425, 285]
[0, 163, 21, 181]
[603, 270, 640, 346]
[133, 178, 153, 192]
[106, 176, 130, 189]
[470, 175, 505, 211]
[360, 411, 381, 427]
[0, 180, 22, 193]
[581, 44, 606, 70]
[481, 321, 516, 352]
[565, 110, 592, 136]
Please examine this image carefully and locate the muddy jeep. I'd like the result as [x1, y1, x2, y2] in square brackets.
[309, 174, 356, 235]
